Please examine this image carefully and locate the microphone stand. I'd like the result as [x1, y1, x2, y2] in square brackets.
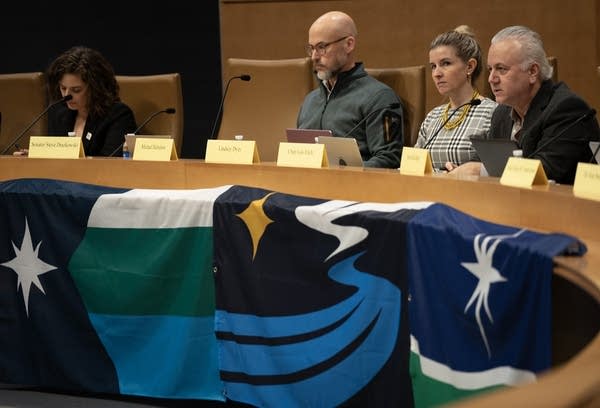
[209, 75, 251, 140]
[421, 99, 481, 150]
[1, 95, 73, 155]
[108, 108, 176, 157]
[526, 108, 597, 158]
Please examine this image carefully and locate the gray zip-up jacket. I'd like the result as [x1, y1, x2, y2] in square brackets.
[297, 63, 404, 168]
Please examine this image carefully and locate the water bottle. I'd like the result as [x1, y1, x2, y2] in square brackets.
[122, 140, 131, 159]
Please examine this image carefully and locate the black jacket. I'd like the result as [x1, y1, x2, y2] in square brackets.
[48, 101, 137, 157]
[490, 80, 600, 184]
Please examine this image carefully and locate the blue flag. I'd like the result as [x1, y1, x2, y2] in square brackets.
[213, 186, 433, 407]
[211, 186, 584, 407]
[407, 203, 585, 406]
[0, 178, 223, 400]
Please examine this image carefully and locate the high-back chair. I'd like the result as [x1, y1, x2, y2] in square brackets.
[366, 66, 427, 147]
[217, 57, 314, 162]
[116, 73, 184, 156]
[0, 72, 47, 154]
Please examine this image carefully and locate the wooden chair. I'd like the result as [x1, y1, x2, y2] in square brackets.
[217, 57, 314, 161]
[116, 73, 184, 156]
[366, 66, 427, 147]
[0, 72, 47, 154]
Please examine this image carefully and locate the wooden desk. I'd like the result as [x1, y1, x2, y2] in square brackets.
[1, 156, 598, 406]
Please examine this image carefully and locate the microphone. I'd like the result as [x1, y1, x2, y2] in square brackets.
[132, 107, 176, 135]
[526, 108, 597, 158]
[108, 107, 176, 157]
[422, 99, 481, 150]
[209, 74, 252, 140]
[342, 102, 401, 138]
[1, 94, 73, 155]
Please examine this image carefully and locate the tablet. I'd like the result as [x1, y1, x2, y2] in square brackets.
[590, 141, 600, 163]
[470, 137, 519, 177]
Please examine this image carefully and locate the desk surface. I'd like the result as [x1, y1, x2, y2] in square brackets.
[1, 156, 598, 406]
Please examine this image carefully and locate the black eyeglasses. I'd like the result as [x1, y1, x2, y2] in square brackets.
[305, 36, 349, 57]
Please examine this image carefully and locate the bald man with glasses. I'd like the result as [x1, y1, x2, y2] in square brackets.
[297, 11, 404, 168]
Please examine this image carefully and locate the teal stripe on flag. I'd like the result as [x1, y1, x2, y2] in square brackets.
[70, 227, 214, 316]
[89, 313, 222, 400]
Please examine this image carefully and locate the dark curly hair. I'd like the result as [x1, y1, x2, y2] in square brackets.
[46, 46, 120, 119]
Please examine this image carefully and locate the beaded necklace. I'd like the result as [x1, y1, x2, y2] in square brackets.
[441, 90, 480, 130]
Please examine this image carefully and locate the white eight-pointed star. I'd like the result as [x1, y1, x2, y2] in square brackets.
[1, 218, 57, 316]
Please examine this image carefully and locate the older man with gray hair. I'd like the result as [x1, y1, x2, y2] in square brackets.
[453, 25, 599, 183]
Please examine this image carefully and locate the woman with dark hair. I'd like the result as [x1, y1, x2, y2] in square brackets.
[45, 46, 137, 156]
[415, 26, 497, 171]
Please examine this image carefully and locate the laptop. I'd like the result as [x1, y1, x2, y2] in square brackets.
[125, 134, 172, 154]
[590, 141, 600, 163]
[470, 137, 519, 177]
[286, 128, 332, 144]
[317, 136, 364, 167]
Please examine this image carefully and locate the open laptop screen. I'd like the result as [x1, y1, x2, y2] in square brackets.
[125, 134, 172, 154]
[286, 128, 332, 144]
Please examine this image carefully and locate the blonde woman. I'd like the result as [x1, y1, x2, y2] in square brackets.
[415, 26, 497, 171]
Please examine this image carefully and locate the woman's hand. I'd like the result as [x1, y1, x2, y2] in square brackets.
[448, 161, 482, 175]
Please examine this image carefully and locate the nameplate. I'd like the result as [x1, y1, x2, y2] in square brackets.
[399, 147, 433, 175]
[276, 142, 328, 168]
[132, 137, 178, 161]
[28, 136, 85, 159]
[205, 139, 260, 164]
[500, 157, 548, 187]
[573, 162, 600, 201]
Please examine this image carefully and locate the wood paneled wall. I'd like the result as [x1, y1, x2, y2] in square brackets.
[220, 0, 600, 114]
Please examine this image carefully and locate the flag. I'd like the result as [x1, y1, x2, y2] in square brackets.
[0, 179, 586, 406]
[406, 203, 586, 407]
[0, 178, 224, 400]
[211, 186, 584, 407]
[213, 185, 430, 407]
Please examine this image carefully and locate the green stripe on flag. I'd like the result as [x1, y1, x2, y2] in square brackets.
[69, 226, 214, 317]
[410, 351, 502, 407]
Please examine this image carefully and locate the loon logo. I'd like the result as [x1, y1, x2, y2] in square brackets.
[461, 229, 525, 357]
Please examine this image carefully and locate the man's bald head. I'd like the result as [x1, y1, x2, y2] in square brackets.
[310, 11, 358, 39]
[307, 11, 357, 84]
